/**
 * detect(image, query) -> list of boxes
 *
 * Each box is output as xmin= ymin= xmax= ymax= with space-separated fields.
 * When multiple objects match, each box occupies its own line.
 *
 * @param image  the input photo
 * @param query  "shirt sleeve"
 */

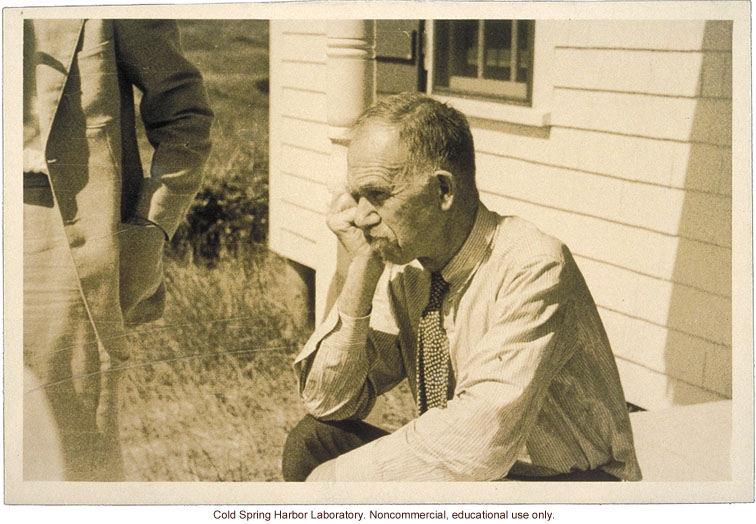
xmin=311 ymin=255 xmax=578 ymax=481
xmin=293 ymin=267 xmax=407 ymax=421
xmin=113 ymin=20 xmax=214 ymax=239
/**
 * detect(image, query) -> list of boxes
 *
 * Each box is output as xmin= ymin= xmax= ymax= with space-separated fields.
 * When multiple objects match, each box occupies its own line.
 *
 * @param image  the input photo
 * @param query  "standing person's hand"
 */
xmin=119 ymin=219 xmax=166 ymax=325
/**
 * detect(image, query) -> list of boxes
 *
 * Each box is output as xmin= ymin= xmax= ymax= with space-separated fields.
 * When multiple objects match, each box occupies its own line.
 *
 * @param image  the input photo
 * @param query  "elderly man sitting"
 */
xmin=283 ymin=92 xmax=641 ymax=482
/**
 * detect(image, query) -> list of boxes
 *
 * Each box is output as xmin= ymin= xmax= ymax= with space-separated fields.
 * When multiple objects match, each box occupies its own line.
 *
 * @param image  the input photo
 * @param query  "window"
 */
xmin=433 ymin=20 xmax=535 ymax=104
xmin=428 ymin=19 xmax=553 ymax=127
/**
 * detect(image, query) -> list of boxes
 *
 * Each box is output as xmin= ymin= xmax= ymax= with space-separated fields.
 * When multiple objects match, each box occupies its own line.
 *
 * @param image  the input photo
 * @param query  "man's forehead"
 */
xmin=348 ymin=121 xmax=405 ymax=162
xmin=346 ymin=167 xmax=400 ymax=194
xmin=346 ymin=121 xmax=409 ymax=190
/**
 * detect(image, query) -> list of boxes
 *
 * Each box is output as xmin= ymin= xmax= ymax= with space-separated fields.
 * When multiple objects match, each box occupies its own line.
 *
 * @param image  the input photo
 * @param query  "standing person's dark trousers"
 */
xmin=282 ymin=415 xmax=389 ymax=481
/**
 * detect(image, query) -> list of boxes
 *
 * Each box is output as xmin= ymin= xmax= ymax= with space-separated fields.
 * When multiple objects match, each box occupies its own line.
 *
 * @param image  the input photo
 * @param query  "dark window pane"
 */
xmin=516 ymin=21 xmax=533 ymax=83
xmin=450 ymin=20 xmax=478 ymax=78
xmin=518 ymin=20 xmax=529 ymax=49
xmin=432 ymin=19 xmax=533 ymax=104
xmin=433 ymin=20 xmax=451 ymax=88
xmin=483 ymin=20 xmax=511 ymax=81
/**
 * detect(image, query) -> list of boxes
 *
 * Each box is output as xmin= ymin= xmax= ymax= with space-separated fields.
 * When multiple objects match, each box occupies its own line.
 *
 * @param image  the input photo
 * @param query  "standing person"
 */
xmin=23 ymin=19 xmax=213 ymax=480
xmin=283 ymin=92 xmax=641 ymax=481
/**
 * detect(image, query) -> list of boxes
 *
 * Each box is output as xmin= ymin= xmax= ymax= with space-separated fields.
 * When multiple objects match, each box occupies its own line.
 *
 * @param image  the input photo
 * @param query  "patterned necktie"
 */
xmin=416 ymin=272 xmax=452 ymax=414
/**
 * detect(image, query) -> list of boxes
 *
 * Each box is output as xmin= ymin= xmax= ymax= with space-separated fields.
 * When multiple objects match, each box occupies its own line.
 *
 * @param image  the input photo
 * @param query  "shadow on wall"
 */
xmin=666 ymin=20 xmax=732 ymax=404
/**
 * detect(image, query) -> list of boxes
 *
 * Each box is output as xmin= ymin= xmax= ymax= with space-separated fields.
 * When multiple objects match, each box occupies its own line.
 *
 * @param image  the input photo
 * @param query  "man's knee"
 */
xmin=282 ymin=415 xmax=389 ymax=481
xmin=282 ymin=415 xmax=327 ymax=481
xmin=283 ymin=415 xmax=320 ymax=454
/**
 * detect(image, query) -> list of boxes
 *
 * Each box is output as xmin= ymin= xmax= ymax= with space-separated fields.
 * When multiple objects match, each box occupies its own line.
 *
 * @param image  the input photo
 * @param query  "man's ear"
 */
xmin=434 ymin=170 xmax=455 ymax=211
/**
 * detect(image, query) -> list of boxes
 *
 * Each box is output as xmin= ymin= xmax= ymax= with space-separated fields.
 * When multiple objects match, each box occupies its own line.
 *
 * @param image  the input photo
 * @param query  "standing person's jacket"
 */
xmin=27 ymin=19 xmax=214 ymax=360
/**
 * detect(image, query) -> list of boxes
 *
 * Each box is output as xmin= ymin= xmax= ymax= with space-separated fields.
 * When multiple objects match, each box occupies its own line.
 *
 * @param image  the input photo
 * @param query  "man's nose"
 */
xmin=354 ymin=197 xmax=381 ymax=229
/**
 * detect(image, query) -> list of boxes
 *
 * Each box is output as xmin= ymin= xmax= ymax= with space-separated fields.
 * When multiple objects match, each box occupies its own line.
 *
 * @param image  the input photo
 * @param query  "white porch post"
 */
xmin=316 ymin=20 xmax=376 ymax=322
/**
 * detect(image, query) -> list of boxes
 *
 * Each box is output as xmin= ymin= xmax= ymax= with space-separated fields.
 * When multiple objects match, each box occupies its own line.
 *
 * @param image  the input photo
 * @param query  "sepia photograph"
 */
xmin=3 ymin=0 xmax=752 ymax=507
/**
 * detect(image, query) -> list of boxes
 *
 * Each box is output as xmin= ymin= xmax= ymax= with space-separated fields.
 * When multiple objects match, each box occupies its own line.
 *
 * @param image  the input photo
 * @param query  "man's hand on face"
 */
xmin=327 ymin=192 xmax=378 ymax=260
xmin=328 ymin=192 xmax=387 ymax=317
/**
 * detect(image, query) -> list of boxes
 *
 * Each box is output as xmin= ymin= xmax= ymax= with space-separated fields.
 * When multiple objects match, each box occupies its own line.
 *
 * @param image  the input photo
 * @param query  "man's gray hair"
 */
xmin=353 ymin=92 xmax=476 ymax=188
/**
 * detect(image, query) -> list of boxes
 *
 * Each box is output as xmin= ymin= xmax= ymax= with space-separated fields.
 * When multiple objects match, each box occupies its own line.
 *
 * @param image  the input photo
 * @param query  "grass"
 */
xmin=121 ymin=20 xmax=301 ymax=481
xmin=119 ymin=19 xmax=415 ymax=482
xmin=120 ymin=252 xmax=311 ymax=481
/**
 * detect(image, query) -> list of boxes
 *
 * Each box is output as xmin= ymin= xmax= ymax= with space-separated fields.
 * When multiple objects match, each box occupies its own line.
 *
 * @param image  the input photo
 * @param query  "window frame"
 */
xmin=441 ymin=20 xmax=534 ymax=103
xmin=426 ymin=19 xmax=556 ymax=128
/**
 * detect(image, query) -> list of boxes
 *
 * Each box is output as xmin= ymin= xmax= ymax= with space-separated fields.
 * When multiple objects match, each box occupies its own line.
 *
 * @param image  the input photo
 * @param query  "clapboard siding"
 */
xmin=276 ymin=228 xmax=319 ymax=268
xmin=279 ymin=144 xmax=330 ymax=186
xmin=557 ymin=20 xmax=732 ymax=51
xmin=280 ymin=116 xmax=331 ymax=154
xmin=670 ymin=238 xmax=731 ymax=299
xmin=281 ymin=20 xmax=327 ymax=35
xmin=554 ymin=48 xmax=713 ymax=98
xmin=599 ymin=308 xmax=710 ymax=387
xmin=476 ymin=153 xmax=731 ymax=247
xmin=574 ymin=256 xmax=730 ymax=346
xmin=590 ymin=263 xmax=728 ymax=347
xmin=552 ymin=89 xmax=732 ymax=146
xmin=701 ymin=52 xmax=732 ymax=98
xmin=556 ymin=48 xmax=730 ymax=100
xmin=281 ymin=60 xmax=328 ymax=90
xmin=278 ymin=172 xmax=330 ymax=214
xmin=479 ymin=191 xmax=730 ymax=298
xmin=278 ymin=33 xmax=327 ymax=63
xmin=676 ymin=190 xmax=731 ymax=246
xmin=276 ymin=200 xmax=328 ymax=243
xmin=269 ymin=22 xmax=330 ymax=265
xmin=473 ymin=21 xmax=733 ymax=406
xmin=281 ymin=87 xmax=328 ymax=123
xmin=616 ymin=359 xmax=727 ymax=411
xmin=603 ymin=305 xmax=732 ymax=399
xmin=472 ymin=126 xmax=732 ymax=196
xmin=480 ymin=190 xmax=732 ymax=401
xmin=482 ymin=193 xmax=731 ymax=345
xmin=703 ymin=345 xmax=732 ymax=397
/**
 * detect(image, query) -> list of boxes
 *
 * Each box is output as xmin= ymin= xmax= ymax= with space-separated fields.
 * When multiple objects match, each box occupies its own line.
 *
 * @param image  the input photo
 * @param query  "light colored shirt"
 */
xmin=294 ymin=203 xmax=642 ymax=481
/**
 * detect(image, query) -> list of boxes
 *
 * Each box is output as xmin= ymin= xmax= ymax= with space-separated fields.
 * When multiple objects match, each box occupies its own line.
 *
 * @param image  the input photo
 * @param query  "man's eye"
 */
xmin=366 ymin=191 xmax=389 ymax=204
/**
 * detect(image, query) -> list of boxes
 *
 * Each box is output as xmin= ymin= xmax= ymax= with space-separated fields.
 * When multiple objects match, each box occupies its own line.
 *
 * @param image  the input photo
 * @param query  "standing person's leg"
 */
xmin=23 ymin=179 xmax=124 ymax=481
xmin=282 ymin=415 xmax=390 ymax=481
xmin=22 ymin=367 xmax=65 ymax=480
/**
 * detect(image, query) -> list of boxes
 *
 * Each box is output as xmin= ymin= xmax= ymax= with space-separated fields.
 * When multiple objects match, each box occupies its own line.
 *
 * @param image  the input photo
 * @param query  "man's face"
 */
xmin=346 ymin=122 xmax=440 ymax=265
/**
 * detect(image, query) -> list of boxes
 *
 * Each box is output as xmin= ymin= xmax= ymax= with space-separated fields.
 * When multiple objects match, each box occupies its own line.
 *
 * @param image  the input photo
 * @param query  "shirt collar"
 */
xmin=440 ymin=202 xmax=498 ymax=288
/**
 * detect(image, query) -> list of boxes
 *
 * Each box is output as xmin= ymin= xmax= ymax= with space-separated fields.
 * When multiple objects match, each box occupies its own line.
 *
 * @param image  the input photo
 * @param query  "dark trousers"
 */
xmin=282 ymin=415 xmax=621 ymax=482
xmin=282 ymin=415 xmax=389 ymax=481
